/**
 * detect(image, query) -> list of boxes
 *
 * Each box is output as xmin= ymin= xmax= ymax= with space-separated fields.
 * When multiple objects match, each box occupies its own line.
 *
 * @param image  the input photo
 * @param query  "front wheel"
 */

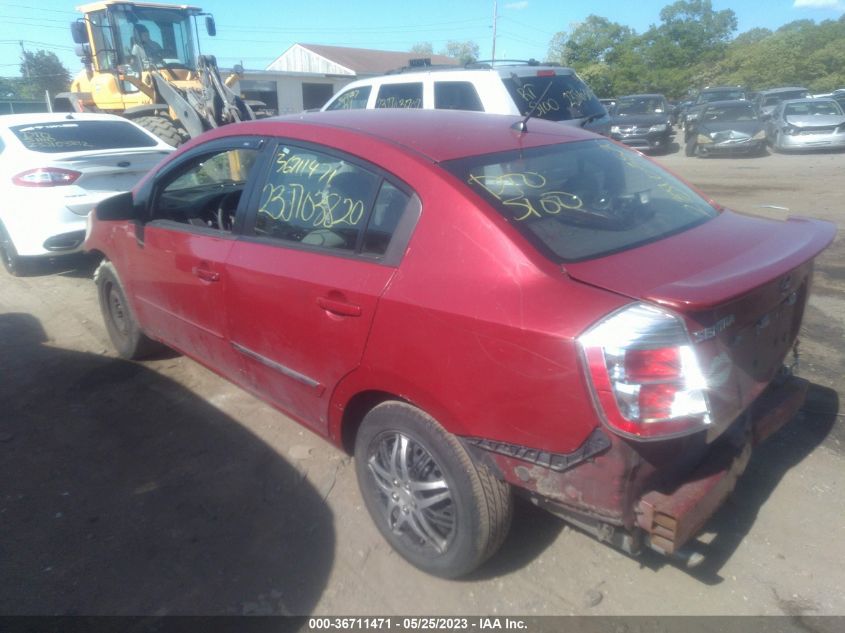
xmin=96 ymin=261 xmax=161 ymax=359
xmin=133 ymin=115 xmax=188 ymax=147
xmin=354 ymin=402 xmax=512 ymax=578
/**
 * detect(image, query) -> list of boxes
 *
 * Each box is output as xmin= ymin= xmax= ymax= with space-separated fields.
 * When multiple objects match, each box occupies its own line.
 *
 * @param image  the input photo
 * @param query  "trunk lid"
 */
xmin=566 ymin=210 xmax=836 ymax=437
xmin=50 ymin=149 xmax=171 ymax=215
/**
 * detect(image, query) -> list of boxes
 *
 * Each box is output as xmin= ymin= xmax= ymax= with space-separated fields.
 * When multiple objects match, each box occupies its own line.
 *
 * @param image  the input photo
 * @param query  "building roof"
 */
xmin=267 ymin=43 xmax=459 ymax=76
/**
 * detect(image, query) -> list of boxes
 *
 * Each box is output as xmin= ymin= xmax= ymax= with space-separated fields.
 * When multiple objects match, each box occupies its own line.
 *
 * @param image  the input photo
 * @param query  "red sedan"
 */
xmin=85 ymin=109 xmax=835 ymax=577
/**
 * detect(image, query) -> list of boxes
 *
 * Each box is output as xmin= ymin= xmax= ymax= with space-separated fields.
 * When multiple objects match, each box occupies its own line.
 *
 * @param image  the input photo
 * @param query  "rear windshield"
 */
xmin=501 ymin=74 xmax=604 ymax=122
xmin=614 ymin=97 xmax=667 ymax=115
xmin=442 ymin=139 xmax=718 ymax=262
xmin=11 ymin=120 xmax=158 ymax=153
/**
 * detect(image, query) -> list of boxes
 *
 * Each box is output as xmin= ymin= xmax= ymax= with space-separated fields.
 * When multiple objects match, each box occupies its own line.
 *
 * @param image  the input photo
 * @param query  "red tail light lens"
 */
xmin=13 ymin=168 xmax=81 ymax=187
xmin=579 ymin=303 xmax=712 ymax=440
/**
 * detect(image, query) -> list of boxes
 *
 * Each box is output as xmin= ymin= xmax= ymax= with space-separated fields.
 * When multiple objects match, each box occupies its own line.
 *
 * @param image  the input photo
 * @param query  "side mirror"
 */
xmin=205 ymin=16 xmax=216 ymax=37
xmin=95 ymin=192 xmax=141 ymax=222
xmin=70 ymin=21 xmax=88 ymax=45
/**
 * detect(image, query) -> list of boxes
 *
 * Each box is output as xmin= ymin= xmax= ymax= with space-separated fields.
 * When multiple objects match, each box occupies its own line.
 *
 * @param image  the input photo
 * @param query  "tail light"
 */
xmin=13 ymin=168 xmax=81 ymax=187
xmin=578 ymin=303 xmax=711 ymax=440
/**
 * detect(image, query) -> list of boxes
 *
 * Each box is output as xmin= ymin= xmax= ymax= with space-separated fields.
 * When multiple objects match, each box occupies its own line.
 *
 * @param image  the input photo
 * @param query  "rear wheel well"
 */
xmin=340 ymin=390 xmax=407 ymax=455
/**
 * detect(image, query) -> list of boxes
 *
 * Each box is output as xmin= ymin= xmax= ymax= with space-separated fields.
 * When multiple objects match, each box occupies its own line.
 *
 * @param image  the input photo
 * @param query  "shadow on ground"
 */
xmin=0 ymin=312 xmax=333 ymax=615
xmin=639 ymin=383 xmax=839 ymax=584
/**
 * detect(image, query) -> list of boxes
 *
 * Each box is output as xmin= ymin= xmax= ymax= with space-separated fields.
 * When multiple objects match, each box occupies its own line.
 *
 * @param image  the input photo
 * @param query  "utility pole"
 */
xmin=491 ymin=0 xmax=498 ymax=62
xmin=19 ymin=41 xmax=29 ymax=79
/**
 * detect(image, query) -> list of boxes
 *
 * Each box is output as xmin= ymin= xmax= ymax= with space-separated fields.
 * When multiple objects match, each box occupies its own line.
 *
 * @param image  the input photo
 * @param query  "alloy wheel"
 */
xmin=366 ymin=431 xmax=456 ymax=556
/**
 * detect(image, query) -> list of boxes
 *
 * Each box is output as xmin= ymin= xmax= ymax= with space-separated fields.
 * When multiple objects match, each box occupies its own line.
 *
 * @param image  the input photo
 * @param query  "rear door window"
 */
xmin=375 ymin=83 xmax=423 ymax=109
xmin=434 ymin=81 xmax=484 ymax=111
xmin=11 ymin=120 xmax=159 ymax=153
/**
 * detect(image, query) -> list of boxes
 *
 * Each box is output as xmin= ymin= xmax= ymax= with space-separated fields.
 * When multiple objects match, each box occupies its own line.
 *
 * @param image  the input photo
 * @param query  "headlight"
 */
xmin=697 ymin=134 xmax=713 ymax=144
xmin=752 ymin=130 xmax=766 ymax=140
xmin=649 ymin=124 xmax=667 ymax=132
xmin=611 ymin=125 xmax=621 ymax=134
xmin=784 ymin=125 xmax=799 ymax=136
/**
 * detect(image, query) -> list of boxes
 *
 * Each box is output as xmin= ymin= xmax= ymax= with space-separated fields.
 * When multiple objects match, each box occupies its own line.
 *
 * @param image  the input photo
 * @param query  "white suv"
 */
xmin=322 ymin=60 xmax=610 ymax=135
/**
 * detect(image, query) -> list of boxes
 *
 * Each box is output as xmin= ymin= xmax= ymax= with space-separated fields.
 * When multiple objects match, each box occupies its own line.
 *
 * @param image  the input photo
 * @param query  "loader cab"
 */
xmin=74 ymin=2 xmax=213 ymax=74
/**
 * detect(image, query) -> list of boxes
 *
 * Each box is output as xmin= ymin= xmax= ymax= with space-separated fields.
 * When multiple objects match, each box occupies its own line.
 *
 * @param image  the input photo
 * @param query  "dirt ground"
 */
xmin=1 ymin=142 xmax=843 ymax=616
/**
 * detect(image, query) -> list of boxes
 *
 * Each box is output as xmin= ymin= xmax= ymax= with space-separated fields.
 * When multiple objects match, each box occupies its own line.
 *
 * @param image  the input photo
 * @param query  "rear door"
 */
xmin=226 ymin=140 xmax=417 ymax=432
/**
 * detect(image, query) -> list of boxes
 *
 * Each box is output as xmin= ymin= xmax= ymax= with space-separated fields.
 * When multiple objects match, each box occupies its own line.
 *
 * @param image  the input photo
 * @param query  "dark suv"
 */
xmin=682 ymin=86 xmax=749 ymax=135
xmin=609 ymin=93 xmax=674 ymax=152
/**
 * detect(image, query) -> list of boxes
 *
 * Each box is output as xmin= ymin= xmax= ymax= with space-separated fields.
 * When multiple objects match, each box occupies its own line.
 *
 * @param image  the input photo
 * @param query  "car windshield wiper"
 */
xmin=579 ymin=111 xmax=606 ymax=128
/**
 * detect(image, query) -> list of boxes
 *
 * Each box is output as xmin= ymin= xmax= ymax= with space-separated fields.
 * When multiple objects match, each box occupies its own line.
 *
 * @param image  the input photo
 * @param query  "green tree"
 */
xmin=547 ymin=16 xmax=634 ymax=66
xmin=18 ymin=50 xmax=71 ymax=100
xmin=410 ymin=42 xmax=434 ymax=56
xmin=441 ymin=41 xmax=479 ymax=65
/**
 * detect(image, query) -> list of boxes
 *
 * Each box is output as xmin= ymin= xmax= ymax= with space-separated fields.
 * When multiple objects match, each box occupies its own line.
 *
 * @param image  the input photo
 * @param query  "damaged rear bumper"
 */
xmin=635 ymin=374 xmax=808 ymax=556
xmin=467 ymin=374 xmax=809 ymax=562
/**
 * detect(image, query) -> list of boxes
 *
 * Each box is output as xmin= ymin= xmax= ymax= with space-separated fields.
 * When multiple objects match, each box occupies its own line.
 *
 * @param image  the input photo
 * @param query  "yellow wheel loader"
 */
xmin=57 ymin=1 xmax=260 ymax=146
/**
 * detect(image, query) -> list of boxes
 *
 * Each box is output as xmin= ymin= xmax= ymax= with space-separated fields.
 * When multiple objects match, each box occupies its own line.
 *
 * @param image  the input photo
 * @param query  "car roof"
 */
xmin=617 ymin=94 xmax=666 ymax=99
xmin=700 ymin=86 xmax=745 ymax=92
xmin=757 ymin=87 xmax=808 ymax=95
xmin=781 ymin=97 xmax=839 ymax=106
xmin=702 ymin=99 xmax=755 ymax=109
xmin=197 ymin=109 xmax=597 ymax=163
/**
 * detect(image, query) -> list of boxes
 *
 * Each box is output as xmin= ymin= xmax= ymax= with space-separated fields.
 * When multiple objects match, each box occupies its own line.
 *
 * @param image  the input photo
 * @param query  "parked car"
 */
xmin=682 ymin=86 xmax=748 ymax=131
xmin=685 ymin=100 xmax=767 ymax=157
xmin=321 ymin=60 xmax=611 ymax=135
xmin=755 ymin=87 xmax=810 ymax=119
xmin=766 ymin=98 xmax=845 ymax=152
xmin=85 ymin=109 xmax=834 ymax=577
xmin=0 ymin=112 xmax=174 ymax=276
xmin=609 ymin=93 xmax=673 ymax=153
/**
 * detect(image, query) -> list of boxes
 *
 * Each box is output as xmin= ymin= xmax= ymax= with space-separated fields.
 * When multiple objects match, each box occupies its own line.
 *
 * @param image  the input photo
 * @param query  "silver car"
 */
xmin=766 ymin=98 xmax=845 ymax=152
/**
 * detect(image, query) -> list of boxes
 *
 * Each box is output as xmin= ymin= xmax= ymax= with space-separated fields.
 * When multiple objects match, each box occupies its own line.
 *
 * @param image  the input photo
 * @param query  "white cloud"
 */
xmin=505 ymin=1 xmax=529 ymax=9
xmin=793 ymin=0 xmax=840 ymax=8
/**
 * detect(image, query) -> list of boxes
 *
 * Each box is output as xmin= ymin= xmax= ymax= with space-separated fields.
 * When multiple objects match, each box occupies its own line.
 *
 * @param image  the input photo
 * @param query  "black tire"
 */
xmin=0 ymin=223 xmax=31 ymax=277
xmin=133 ymin=115 xmax=188 ymax=147
xmin=96 ymin=261 xmax=160 ymax=359
xmin=354 ymin=401 xmax=512 ymax=578
xmin=684 ymin=139 xmax=698 ymax=157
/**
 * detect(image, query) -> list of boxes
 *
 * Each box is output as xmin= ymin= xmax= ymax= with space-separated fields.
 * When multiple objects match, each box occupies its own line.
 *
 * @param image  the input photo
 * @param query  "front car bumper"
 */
xmin=779 ymin=131 xmax=845 ymax=151
xmin=611 ymin=129 xmax=673 ymax=152
xmin=698 ymin=138 xmax=765 ymax=155
xmin=466 ymin=372 xmax=809 ymax=562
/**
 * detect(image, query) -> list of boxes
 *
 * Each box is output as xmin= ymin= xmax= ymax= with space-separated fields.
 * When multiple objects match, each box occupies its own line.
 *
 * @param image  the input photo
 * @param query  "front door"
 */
xmin=128 ymin=139 xmax=264 ymax=370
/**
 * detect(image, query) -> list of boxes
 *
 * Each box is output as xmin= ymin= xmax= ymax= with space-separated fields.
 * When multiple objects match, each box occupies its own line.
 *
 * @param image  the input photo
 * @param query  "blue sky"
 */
xmin=1 ymin=0 xmax=843 ymax=77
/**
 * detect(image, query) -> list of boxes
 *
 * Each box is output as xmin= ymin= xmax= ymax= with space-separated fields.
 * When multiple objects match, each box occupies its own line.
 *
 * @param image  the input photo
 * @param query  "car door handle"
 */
xmin=192 ymin=265 xmax=220 ymax=282
xmin=317 ymin=296 xmax=362 ymax=317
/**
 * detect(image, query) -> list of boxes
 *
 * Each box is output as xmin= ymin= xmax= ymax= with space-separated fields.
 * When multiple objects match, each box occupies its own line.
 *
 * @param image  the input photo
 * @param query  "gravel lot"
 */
xmin=1 ymin=141 xmax=843 ymax=616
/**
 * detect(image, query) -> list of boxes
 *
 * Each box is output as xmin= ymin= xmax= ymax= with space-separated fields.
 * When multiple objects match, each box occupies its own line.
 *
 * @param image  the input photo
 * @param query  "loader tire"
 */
xmin=134 ymin=115 xmax=187 ymax=147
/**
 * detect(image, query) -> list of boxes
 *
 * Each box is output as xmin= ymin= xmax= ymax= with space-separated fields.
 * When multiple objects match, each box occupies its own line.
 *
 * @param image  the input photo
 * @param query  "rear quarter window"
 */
xmin=10 ymin=120 xmax=158 ymax=153
xmin=434 ymin=81 xmax=484 ymax=111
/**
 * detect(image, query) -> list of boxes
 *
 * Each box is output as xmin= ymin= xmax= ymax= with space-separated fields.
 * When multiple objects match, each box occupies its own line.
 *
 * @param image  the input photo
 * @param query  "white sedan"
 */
xmin=0 ymin=112 xmax=173 ymax=275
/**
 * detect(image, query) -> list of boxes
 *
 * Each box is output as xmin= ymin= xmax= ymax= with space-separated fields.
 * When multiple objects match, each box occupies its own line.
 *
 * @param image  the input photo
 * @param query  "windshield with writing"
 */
xmin=442 ymin=140 xmax=717 ymax=262
xmin=501 ymin=75 xmax=604 ymax=122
